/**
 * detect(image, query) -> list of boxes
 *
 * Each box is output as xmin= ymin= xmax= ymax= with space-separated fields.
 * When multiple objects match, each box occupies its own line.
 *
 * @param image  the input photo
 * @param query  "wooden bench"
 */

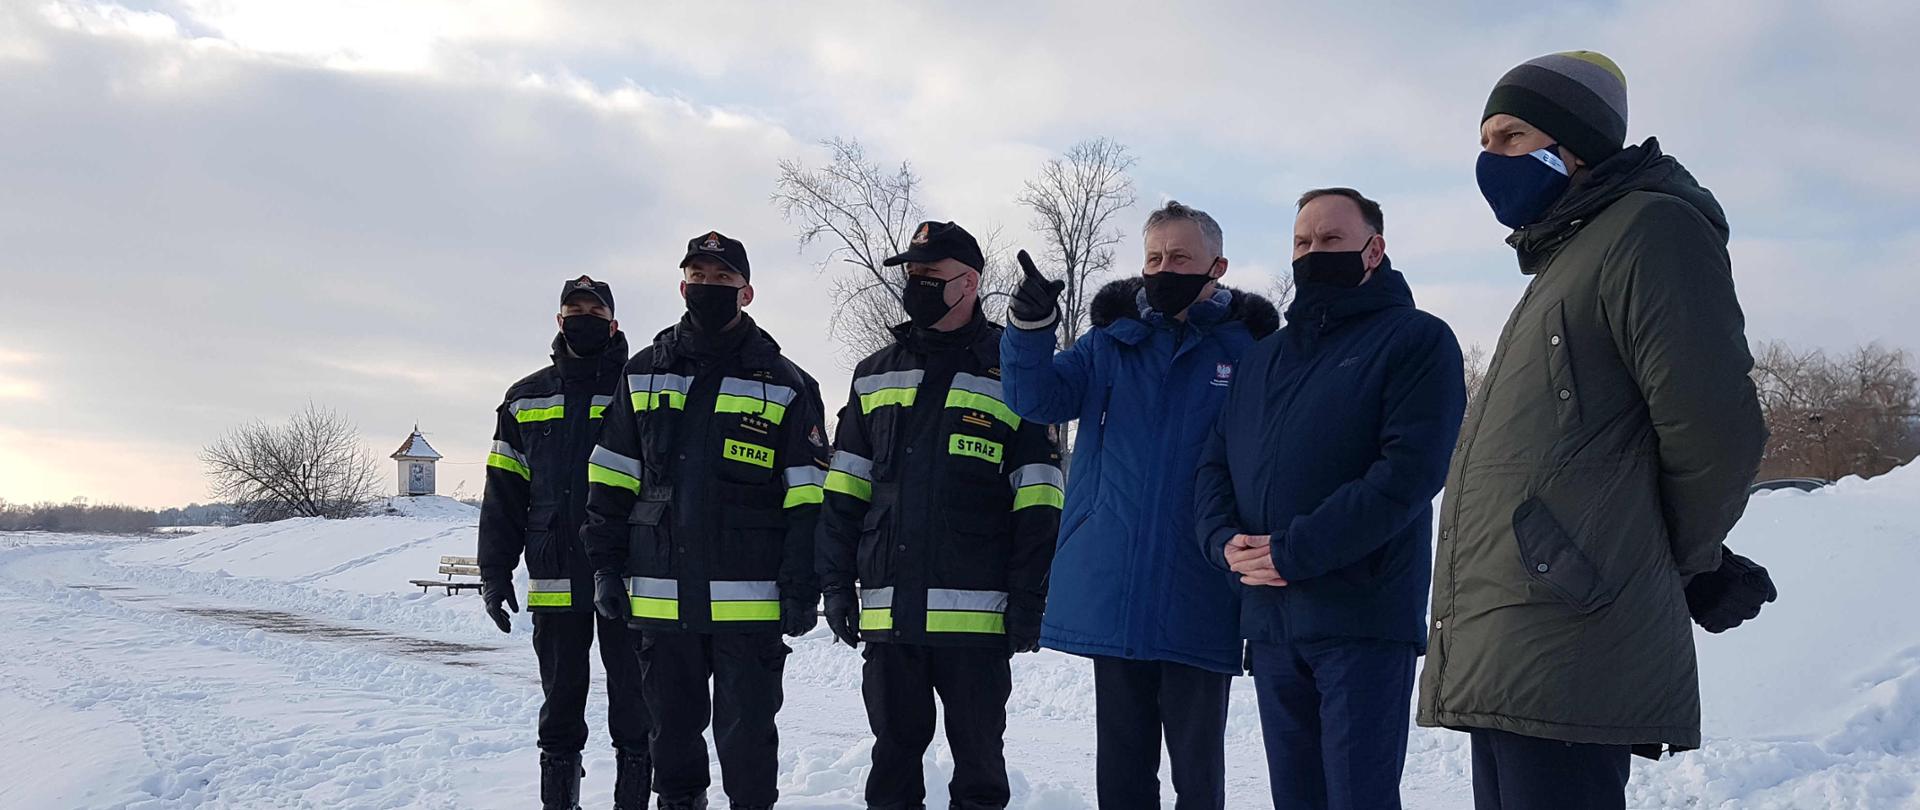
xmin=409 ymin=555 xmax=485 ymax=595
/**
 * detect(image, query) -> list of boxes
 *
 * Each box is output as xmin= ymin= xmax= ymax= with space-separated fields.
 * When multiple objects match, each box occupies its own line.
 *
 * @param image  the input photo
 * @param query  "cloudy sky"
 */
xmin=2 ymin=0 xmax=1915 ymax=509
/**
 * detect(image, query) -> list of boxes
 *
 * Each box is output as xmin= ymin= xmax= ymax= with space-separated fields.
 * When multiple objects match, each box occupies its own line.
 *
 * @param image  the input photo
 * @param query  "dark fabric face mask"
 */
xmin=561 ymin=314 xmax=614 ymax=355
xmin=901 ymin=275 xmax=955 ymax=329
xmin=1143 ymin=265 xmax=1215 ymax=315
xmin=1291 ymin=237 xmax=1374 ymax=289
xmin=1476 ymin=145 xmax=1573 ymax=229
xmin=684 ymin=283 xmax=741 ymax=331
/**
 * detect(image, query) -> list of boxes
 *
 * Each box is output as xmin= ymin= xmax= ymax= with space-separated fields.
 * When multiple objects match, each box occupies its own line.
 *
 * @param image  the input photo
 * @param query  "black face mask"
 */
xmin=684 ymin=283 xmax=740 ymax=331
xmin=901 ymin=275 xmax=956 ymax=329
xmin=1291 ymin=237 xmax=1374 ymax=289
xmin=561 ymin=314 xmax=614 ymax=355
xmin=1143 ymin=264 xmax=1216 ymax=315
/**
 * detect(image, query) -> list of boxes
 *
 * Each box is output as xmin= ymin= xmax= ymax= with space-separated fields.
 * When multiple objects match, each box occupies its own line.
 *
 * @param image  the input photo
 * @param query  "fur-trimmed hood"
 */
xmin=1087 ymin=277 xmax=1280 ymax=339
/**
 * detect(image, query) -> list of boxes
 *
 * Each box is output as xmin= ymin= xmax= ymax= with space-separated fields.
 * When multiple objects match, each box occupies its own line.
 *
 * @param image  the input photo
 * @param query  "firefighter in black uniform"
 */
xmin=479 ymin=276 xmax=651 ymax=810
xmin=817 ymin=221 xmax=1064 ymax=810
xmin=581 ymin=231 xmax=829 ymax=810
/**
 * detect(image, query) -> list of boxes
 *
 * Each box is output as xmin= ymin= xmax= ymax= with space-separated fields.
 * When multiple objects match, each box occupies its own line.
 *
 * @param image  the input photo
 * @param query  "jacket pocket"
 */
xmin=1544 ymin=301 xmax=1581 ymax=430
xmin=525 ymin=503 xmax=562 ymax=575
xmin=856 ymin=503 xmax=894 ymax=586
xmin=936 ymin=507 xmax=1011 ymax=588
xmin=1512 ymin=496 xmax=1613 ymax=613
xmin=627 ymin=501 xmax=671 ymax=576
xmin=723 ymin=506 xmax=787 ymax=580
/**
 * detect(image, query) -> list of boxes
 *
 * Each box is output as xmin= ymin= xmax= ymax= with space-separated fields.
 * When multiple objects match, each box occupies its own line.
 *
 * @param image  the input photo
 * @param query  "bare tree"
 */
xmin=1751 ymin=341 xmax=1920 ymax=480
xmin=1265 ymin=273 xmax=1296 ymax=323
xmin=772 ymin=138 xmax=923 ymax=362
xmin=201 ymin=403 xmax=381 ymax=522
xmin=1017 ymin=137 xmax=1137 ymax=349
xmin=1461 ymin=343 xmax=1491 ymax=428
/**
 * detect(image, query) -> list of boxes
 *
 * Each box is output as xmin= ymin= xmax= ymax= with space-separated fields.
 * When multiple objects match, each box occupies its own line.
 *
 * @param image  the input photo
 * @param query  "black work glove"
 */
xmin=593 ymin=569 xmax=629 ymax=622
xmin=822 ymin=589 xmax=860 ymax=648
xmin=781 ymin=594 xmax=819 ymax=638
xmin=1685 ymin=546 xmax=1777 ymax=633
xmin=1008 ymin=250 xmax=1066 ymax=331
xmin=1006 ymin=604 xmax=1042 ymax=655
xmin=480 ymin=578 xmax=517 ymax=633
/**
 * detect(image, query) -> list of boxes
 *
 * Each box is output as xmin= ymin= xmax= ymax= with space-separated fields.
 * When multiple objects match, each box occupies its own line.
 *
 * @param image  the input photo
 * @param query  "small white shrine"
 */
xmin=390 ymin=426 xmax=442 ymax=496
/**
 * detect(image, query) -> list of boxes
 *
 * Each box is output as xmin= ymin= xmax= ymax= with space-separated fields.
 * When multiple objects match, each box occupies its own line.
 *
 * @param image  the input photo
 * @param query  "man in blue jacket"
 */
xmin=1195 ymin=188 xmax=1465 ymax=810
xmin=1002 ymin=201 xmax=1278 ymax=809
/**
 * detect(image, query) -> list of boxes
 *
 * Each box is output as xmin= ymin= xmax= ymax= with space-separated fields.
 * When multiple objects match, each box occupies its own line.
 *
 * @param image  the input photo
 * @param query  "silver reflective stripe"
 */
xmin=629 ymin=373 xmax=694 ymax=394
xmin=854 ymin=369 xmax=924 ymax=394
xmin=926 ymin=588 xmax=1008 ymax=613
xmin=628 ymin=577 xmax=678 ymax=598
xmin=710 ymin=580 xmax=781 ymax=601
xmin=529 ymin=579 xmax=571 ymax=592
xmin=784 ymin=466 xmax=827 ymax=487
xmin=860 ymin=587 xmax=895 ymax=608
xmin=490 ymin=440 xmax=528 ymax=465
xmin=949 ymin=372 xmax=1005 ymax=400
xmin=830 ymin=451 xmax=874 ymax=480
xmin=509 ymin=394 xmax=565 ymax=415
xmin=589 ymin=446 xmax=643 ymax=478
xmin=719 ymin=377 xmax=798 ymax=406
xmin=590 ymin=394 xmax=614 ymax=408
xmin=1009 ymin=463 xmax=1064 ymax=489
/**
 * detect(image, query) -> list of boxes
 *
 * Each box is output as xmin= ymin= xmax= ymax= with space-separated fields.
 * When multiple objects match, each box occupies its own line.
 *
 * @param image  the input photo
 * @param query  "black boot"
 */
xmin=540 ymin=751 xmax=583 ymax=810
xmin=655 ymin=795 xmax=708 ymax=810
xmin=613 ymin=747 xmax=651 ymax=810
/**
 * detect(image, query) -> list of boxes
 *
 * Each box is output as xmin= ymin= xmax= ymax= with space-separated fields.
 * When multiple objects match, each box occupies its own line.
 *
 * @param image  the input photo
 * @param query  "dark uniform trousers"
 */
xmin=1470 ymin=728 xmax=1632 ymax=810
xmin=862 ymin=643 xmax=1014 ymax=810
xmin=532 ymin=610 xmax=650 ymax=756
xmin=1091 ymin=656 xmax=1232 ymax=810
xmin=639 ymin=630 xmax=790 ymax=809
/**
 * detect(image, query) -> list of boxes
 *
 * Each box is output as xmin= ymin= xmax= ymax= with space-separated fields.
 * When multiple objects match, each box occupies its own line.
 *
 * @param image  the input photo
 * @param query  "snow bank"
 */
xmin=26 ymin=463 xmax=1920 ymax=808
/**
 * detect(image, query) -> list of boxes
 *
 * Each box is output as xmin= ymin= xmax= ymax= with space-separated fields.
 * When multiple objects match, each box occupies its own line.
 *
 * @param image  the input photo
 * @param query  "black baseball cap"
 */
xmin=560 ymin=275 xmax=615 ymax=315
xmin=679 ymin=230 xmax=751 ymax=281
xmin=883 ymin=221 xmax=985 ymax=272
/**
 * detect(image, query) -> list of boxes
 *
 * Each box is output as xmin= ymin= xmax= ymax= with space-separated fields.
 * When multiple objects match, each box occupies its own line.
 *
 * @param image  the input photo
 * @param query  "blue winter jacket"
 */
xmin=1002 ymin=278 xmax=1279 ymax=674
xmin=1195 ymin=262 xmax=1465 ymax=652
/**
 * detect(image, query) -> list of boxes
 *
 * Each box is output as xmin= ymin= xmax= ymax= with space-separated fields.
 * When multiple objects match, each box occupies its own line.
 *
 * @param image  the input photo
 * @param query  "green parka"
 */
xmin=1417 ymin=139 xmax=1767 ymax=753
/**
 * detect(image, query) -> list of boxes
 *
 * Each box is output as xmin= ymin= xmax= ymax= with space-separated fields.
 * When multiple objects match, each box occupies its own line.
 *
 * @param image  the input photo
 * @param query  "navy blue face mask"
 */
xmin=1475 ymin=145 xmax=1572 ymax=229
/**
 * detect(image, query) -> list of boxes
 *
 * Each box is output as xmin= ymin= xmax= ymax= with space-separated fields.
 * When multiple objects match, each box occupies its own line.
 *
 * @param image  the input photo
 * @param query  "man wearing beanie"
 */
xmin=580 ymin=232 xmax=830 ymax=810
xmin=1417 ymin=51 xmax=1774 ymax=810
xmin=479 ymin=276 xmax=649 ymax=810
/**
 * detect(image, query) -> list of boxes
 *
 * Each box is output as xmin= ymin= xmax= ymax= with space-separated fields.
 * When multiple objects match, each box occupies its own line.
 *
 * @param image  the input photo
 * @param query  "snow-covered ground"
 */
xmin=1 ymin=478 xmax=1916 ymax=809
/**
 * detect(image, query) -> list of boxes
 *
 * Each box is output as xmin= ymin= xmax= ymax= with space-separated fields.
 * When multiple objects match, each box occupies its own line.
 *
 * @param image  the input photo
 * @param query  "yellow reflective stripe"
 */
xmin=589 ymin=405 xmax=607 ymax=419
xmin=711 ymin=601 xmax=781 ymax=621
xmin=859 ymin=387 xmax=917 ymax=413
xmin=514 ymin=405 xmax=565 ymax=423
xmin=783 ymin=485 xmax=824 ymax=508
xmin=944 ymin=389 xmax=1022 ymax=430
xmin=587 ymin=463 xmax=641 ymax=494
xmin=527 ymin=591 xmax=572 ymax=608
xmin=713 ymin=394 xmax=788 ymax=425
xmin=860 ymin=607 xmax=894 ymax=631
xmin=487 ymin=452 xmax=531 ymax=480
xmin=722 ymin=438 xmax=775 ymax=469
xmin=926 ymin=611 xmax=1006 ymax=634
xmin=631 ymin=596 xmax=679 ymax=620
xmin=824 ymin=470 xmax=872 ymax=501
xmin=1013 ymin=484 xmax=1064 ymax=511
xmin=631 ymin=390 xmax=687 ymax=412
xmin=949 ymin=434 xmax=1004 ymax=464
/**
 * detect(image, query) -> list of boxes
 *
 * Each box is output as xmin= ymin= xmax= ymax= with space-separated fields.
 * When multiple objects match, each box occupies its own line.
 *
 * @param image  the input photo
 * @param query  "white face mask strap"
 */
xmin=1530 ymin=147 xmax=1571 ymax=176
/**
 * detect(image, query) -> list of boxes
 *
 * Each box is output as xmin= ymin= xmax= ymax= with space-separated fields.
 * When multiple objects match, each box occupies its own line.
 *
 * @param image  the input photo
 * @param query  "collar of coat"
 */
xmin=1284 ymin=258 xmax=1417 ymax=330
xmin=1088 ymin=277 xmax=1279 ymax=346
xmin=647 ymin=313 xmax=784 ymax=371
xmin=1507 ymin=137 xmax=1731 ymax=275
xmin=549 ymin=330 xmax=630 ymax=382
xmin=887 ymin=305 xmax=1001 ymax=368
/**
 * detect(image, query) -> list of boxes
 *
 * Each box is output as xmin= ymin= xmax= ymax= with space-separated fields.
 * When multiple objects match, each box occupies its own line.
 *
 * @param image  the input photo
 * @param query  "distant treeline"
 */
xmin=0 ymin=501 xmax=239 ymax=533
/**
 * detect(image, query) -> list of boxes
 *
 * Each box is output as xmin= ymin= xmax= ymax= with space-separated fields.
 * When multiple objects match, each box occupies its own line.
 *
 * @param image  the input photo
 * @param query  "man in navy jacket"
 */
xmin=1196 ymin=188 xmax=1465 ymax=810
xmin=1003 ymin=201 xmax=1278 ymax=809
